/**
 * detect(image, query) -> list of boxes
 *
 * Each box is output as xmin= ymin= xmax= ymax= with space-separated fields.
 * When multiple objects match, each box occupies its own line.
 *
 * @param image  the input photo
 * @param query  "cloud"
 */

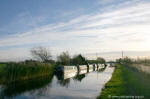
xmin=0 ymin=0 xmax=150 ymax=61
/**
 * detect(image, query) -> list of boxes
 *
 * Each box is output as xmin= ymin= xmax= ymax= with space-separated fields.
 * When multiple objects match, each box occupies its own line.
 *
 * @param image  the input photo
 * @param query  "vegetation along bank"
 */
xmin=97 ymin=58 xmax=150 ymax=99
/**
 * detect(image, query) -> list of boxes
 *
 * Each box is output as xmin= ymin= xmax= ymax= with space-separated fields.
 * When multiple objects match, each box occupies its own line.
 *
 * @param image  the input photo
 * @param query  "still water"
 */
xmin=0 ymin=67 xmax=115 ymax=99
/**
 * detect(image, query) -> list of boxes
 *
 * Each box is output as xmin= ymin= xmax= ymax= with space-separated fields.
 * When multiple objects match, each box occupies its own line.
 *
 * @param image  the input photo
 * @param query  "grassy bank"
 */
xmin=0 ymin=62 xmax=55 ymax=84
xmin=97 ymin=64 xmax=150 ymax=99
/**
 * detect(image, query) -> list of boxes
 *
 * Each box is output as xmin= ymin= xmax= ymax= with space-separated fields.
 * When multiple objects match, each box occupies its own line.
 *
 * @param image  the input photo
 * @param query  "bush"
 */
xmin=71 ymin=54 xmax=87 ymax=65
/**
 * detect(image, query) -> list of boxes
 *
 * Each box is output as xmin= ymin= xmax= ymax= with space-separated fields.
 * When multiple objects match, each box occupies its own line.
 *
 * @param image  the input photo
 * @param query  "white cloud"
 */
xmin=0 ymin=0 xmax=150 ymax=61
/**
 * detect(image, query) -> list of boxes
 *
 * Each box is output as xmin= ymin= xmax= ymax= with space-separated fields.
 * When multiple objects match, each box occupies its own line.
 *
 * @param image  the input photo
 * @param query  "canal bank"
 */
xmin=98 ymin=64 xmax=150 ymax=99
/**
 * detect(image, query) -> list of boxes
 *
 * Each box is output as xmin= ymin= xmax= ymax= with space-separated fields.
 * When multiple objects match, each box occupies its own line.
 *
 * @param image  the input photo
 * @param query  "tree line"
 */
xmin=116 ymin=56 xmax=150 ymax=65
xmin=30 ymin=46 xmax=106 ymax=66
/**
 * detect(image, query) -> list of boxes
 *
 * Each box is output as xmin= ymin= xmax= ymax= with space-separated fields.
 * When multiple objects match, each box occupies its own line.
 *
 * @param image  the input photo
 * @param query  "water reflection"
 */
xmin=55 ymin=74 xmax=71 ymax=87
xmin=0 ymin=65 xmax=113 ymax=99
xmin=0 ymin=75 xmax=53 ymax=99
xmin=73 ymin=74 xmax=86 ymax=82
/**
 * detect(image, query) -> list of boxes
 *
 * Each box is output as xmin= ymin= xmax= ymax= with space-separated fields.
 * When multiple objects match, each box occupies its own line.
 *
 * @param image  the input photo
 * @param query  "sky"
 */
xmin=0 ymin=0 xmax=150 ymax=61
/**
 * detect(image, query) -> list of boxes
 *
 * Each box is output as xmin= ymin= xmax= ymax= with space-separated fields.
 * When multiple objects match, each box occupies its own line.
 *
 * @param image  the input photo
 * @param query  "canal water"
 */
xmin=0 ymin=67 xmax=115 ymax=99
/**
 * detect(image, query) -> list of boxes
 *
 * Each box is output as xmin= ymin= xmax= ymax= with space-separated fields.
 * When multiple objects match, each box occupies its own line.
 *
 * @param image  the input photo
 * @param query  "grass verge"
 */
xmin=97 ymin=64 xmax=150 ymax=99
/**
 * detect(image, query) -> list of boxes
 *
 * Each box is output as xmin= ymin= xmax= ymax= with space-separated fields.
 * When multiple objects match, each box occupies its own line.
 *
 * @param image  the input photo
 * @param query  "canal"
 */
xmin=0 ymin=66 xmax=115 ymax=99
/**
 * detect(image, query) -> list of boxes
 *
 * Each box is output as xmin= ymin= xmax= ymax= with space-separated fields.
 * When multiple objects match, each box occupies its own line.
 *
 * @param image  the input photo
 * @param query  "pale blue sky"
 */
xmin=0 ymin=0 xmax=150 ymax=61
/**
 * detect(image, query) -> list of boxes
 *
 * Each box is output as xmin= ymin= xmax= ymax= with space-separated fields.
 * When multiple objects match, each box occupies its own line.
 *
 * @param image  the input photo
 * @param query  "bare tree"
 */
xmin=30 ymin=47 xmax=52 ymax=62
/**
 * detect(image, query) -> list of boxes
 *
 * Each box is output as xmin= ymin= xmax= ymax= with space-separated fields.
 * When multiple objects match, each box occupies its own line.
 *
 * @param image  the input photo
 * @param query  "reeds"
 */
xmin=0 ymin=62 xmax=55 ymax=84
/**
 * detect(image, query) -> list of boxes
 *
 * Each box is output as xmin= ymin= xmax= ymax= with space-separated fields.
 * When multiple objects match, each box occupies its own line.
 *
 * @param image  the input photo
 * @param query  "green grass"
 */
xmin=97 ymin=64 xmax=150 ymax=99
xmin=0 ymin=62 xmax=55 ymax=84
xmin=0 ymin=64 xmax=6 ymax=81
xmin=0 ymin=64 xmax=6 ymax=73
